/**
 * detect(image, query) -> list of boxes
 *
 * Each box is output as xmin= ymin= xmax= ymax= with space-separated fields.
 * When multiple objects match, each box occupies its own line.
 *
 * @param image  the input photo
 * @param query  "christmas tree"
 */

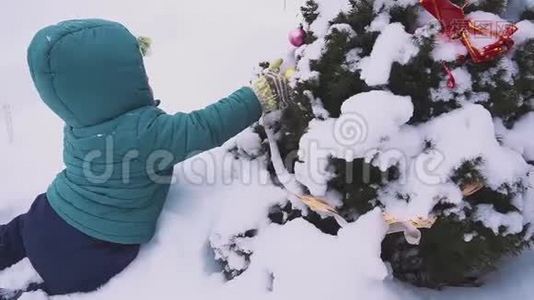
xmin=210 ymin=0 xmax=534 ymax=289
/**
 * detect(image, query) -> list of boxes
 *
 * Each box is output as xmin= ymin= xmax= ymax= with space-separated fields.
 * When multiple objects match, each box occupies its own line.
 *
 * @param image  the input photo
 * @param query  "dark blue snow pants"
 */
xmin=0 ymin=194 xmax=140 ymax=295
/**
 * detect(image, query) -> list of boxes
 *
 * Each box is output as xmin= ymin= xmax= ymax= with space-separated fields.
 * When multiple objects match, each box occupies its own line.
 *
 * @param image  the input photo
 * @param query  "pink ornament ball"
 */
xmin=289 ymin=27 xmax=306 ymax=47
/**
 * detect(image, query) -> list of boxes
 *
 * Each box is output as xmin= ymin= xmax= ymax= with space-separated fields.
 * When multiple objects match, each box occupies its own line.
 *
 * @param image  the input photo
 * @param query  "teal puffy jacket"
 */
xmin=27 ymin=19 xmax=262 ymax=244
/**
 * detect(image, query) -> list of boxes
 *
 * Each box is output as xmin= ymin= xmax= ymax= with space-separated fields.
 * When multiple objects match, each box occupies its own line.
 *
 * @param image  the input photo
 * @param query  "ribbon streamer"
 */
xmin=442 ymin=62 xmax=456 ymax=89
xmin=383 ymin=213 xmax=437 ymax=245
xmin=462 ymin=181 xmax=484 ymax=197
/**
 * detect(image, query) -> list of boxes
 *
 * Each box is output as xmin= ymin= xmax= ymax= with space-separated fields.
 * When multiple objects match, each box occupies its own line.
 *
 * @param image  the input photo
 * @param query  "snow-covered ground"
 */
xmin=2 ymin=0 xmax=534 ymax=299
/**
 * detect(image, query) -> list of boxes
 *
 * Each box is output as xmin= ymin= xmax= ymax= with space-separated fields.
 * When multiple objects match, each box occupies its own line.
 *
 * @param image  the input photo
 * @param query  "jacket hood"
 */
xmin=28 ymin=19 xmax=154 ymax=128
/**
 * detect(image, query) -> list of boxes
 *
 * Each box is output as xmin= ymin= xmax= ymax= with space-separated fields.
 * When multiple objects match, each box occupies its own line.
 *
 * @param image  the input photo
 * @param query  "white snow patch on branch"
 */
xmin=295 ymin=90 xmax=414 ymax=196
xmin=380 ymin=104 xmax=529 ymax=218
xmin=496 ymin=113 xmax=534 ymax=161
xmin=295 ymin=0 xmax=352 ymax=82
xmin=432 ymin=36 xmax=468 ymax=62
xmin=430 ymin=67 xmax=473 ymax=102
xmin=359 ymin=23 xmax=419 ymax=86
xmin=296 ymin=90 xmax=529 ymax=220
xmin=474 ymin=204 xmax=524 ymax=235
xmin=369 ymin=12 xmax=392 ymax=32
xmin=373 ymin=0 xmax=418 ymax=12
xmin=513 ymin=20 xmax=534 ymax=45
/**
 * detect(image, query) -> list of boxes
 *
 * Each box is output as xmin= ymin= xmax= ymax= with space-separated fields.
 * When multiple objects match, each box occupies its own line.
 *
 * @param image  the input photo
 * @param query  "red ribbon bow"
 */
xmin=420 ymin=0 xmax=517 ymax=63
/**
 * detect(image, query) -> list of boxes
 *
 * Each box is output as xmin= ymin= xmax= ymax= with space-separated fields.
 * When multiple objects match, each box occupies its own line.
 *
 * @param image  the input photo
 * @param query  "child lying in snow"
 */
xmin=0 ymin=19 xmax=290 ymax=296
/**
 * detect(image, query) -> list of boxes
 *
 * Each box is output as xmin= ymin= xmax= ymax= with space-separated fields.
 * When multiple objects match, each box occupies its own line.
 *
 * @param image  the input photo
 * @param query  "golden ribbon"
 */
xmin=295 ymin=181 xmax=484 ymax=245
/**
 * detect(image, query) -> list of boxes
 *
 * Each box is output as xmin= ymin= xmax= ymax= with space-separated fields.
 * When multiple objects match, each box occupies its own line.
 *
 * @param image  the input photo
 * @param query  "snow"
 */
xmin=369 ymin=12 xmax=392 ymax=32
xmin=234 ymin=209 xmax=397 ymax=300
xmin=496 ymin=113 xmax=534 ymax=161
xmin=373 ymin=0 xmax=418 ymax=12
xmin=432 ymin=36 xmax=468 ymax=62
xmin=359 ymin=23 xmax=419 ymax=86
xmin=491 ymin=58 xmax=518 ymax=85
xmin=305 ymin=0 xmax=352 ymax=35
xmin=307 ymin=92 xmax=330 ymax=119
xmin=431 ymin=67 xmax=474 ymax=102
xmin=328 ymin=23 xmax=356 ymax=37
xmin=19 ymin=291 xmax=49 ymax=300
xmin=513 ymin=20 xmax=534 ymax=45
xmin=464 ymin=232 xmax=477 ymax=242
xmin=295 ymin=0 xmax=352 ymax=82
xmin=524 ymin=171 xmax=534 ymax=239
xmin=234 ymin=128 xmax=263 ymax=158
xmin=3 ymin=1 xmax=534 ymax=300
xmin=295 ymin=90 xmax=414 ymax=196
xmin=296 ymin=94 xmax=529 ymax=220
xmin=0 ymin=260 xmax=42 ymax=291
xmin=474 ymin=205 xmax=525 ymax=235
xmin=383 ymin=104 xmax=529 ymax=218
xmin=343 ymin=48 xmax=363 ymax=73
xmin=452 ymin=67 xmax=474 ymax=93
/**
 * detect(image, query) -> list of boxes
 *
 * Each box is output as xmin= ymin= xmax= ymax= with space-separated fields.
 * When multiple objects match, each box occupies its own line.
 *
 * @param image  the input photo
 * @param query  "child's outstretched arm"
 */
xmin=144 ymin=87 xmax=262 ymax=164
xmin=142 ymin=60 xmax=291 ymax=166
